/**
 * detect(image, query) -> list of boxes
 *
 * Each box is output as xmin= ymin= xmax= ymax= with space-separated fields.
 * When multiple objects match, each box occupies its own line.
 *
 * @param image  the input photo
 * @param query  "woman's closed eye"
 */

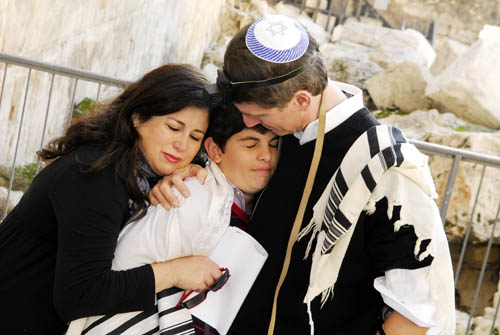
xmin=168 ymin=125 xmax=180 ymax=132
xmin=190 ymin=135 xmax=202 ymax=142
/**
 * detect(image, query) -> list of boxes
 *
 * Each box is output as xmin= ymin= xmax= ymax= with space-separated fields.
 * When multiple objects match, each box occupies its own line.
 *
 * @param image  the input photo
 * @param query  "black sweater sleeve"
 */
xmin=49 ymin=157 xmax=155 ymax=321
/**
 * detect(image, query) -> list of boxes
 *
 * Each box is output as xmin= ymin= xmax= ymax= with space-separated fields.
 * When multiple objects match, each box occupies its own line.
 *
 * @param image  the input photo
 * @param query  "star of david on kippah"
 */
xmin=266 ymin=21 xmax=288 ymax=36
xmin=246 ymin=15 xmax=309 ymax=63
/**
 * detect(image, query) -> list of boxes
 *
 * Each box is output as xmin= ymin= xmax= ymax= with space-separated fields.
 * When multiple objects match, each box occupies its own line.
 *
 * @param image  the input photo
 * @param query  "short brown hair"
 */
xmin=224 ymin=22 xmax=328 ymax=108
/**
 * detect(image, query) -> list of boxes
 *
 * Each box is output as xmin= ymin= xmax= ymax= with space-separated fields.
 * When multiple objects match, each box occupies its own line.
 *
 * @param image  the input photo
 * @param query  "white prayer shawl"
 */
xmin=67 ymin=163 xmax=234 ymax=335
xmin=299 ymin=125 xmax=455 ymax=335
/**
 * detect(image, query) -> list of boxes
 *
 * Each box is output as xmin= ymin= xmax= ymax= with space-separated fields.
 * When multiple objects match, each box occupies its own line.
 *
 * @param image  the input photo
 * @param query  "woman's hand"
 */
xmin=149 ymin=164 xmax=208 ymax=210
xmin=151 ymin=256 xmax=222 ymax=292
xmin=380 ymin=311 xmax=429 ymax=335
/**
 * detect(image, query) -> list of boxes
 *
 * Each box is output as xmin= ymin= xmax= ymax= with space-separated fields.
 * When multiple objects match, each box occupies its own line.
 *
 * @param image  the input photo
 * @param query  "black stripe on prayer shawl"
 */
xmin=144 ymin=326 xmax=161 ymax=335
xmin=394 ymin=144 xmax=405 ymax=167
xmin=160 ymin=320 xmax=195 ymax=335
xmin=329 ymin=185 xmax=341 ymax=209
xmin=328 ymin=184 xmax=342 ymax=208
xmin=106 ymin=310 xmax=157 ymax=335
xmin=367 ymin=126 xmax=380 ymax=158
xmin=382 ymin=146 xmax=396 ymax=168
xmin=325 ymin=199 xmax=335 ymax=222
xmin=391 ymin=126 xmax=406 ymax=144
xmin=323 ymin=210 xmax=351 ymax=253
xmin=335 ymin=170 xmax=348 ymax=195
xmin=159 ymin=305 xmax=184 ymax=318
xmin=324 ymin=217 xmax=345 ymax=241
xmin=158 ymin=287 xmax=183 ymax=299
xmin=82 ymin=314 xmax=115 ymax=334
xmin=320 ymin=125 xmax=412 ymax=255
xmin=361 ymin=166 xmax=376 ymax=192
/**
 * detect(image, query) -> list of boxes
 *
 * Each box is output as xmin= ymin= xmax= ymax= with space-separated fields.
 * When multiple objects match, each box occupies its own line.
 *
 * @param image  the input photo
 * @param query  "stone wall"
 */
xmin=377 ymin=0 xmax=500 ymax=45
xmin=0 ymin=0 xmax=224 ymax=165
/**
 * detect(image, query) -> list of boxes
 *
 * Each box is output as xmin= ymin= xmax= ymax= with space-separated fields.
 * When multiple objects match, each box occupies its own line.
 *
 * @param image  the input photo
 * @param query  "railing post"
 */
xmin=454 ymin=165 xmax=487 ymax=285
xmin=2 ymin=68 xmax=32 ymax=221
xmin=0 ymin=63 xmax=8 ymax=113
xmin=439 ymin=155 xmax=461 ymax=225
xmin=65 ymin=78 xmax=79 ymax=130
xmin=35 ymin=73 xmax=56 ymax=176
xmin=465 ymin=202 xmax=500 ymax=335
xmin=355 ymin=0 xmax=363 ymax=20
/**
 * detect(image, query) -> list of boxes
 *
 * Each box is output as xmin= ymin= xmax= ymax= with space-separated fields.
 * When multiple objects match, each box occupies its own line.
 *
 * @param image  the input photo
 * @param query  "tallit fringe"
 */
xmin=320 ymin=286 xmax=335 ymax=308
xmin=307 ymin=301 xmax=315 ymax=335
xmin=364 ymin=198 xmax=377 ymax=215
xmin=299 ymin=217 xmax=320 ymax=260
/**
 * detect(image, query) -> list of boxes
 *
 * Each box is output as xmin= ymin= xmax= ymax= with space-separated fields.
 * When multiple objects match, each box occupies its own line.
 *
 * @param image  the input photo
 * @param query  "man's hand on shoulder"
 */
xmin=149 ymin=164 xmax=208 ymax=210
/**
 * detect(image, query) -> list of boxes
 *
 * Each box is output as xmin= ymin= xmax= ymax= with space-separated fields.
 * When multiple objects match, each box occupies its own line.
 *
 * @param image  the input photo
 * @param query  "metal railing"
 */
xmin=1 ymin=52 xmax=500 ymax=333
xmin=0 ymin=52 xmax=130 ymax=220
xmin=410 ymin=139 xmax=500 ymax=335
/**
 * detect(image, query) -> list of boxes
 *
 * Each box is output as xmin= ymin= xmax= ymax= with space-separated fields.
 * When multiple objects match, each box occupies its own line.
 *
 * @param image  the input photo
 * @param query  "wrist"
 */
xmin=151 ymin=261 xmax=177 ymax=293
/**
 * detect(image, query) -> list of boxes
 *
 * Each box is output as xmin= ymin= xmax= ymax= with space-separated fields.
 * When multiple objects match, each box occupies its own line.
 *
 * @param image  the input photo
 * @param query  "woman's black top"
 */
xmin=0 ymin=144 xmax=155 ymax=334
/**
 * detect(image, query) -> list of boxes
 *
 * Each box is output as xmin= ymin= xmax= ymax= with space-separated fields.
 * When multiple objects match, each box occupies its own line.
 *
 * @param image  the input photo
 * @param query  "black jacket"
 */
xmin=0 ymin=145 xmax=155 ymax=334
xmin=230 ymin=109 xmax=432 ymax=335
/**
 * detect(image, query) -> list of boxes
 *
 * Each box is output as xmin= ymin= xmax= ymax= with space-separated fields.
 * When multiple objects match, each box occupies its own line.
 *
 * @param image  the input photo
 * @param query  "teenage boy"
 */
xmin=69 ymin=106 xmax=279 ymax=335
xmin=221 ymin=15 xmax=455 ymax=335
xmin=152 ymin=14 xmax=455 ymax=335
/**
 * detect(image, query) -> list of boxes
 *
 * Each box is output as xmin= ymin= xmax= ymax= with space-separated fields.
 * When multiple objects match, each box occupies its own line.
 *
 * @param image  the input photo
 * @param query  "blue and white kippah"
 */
xmin=246 ymin=15 xmax=309 ymax=63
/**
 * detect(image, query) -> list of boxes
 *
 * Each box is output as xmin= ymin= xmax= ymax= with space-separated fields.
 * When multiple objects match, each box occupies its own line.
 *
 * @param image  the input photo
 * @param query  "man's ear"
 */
xmin=291 ymin=90 xmax=312 ymax=111
xmin=204 ymin=137 xmax=223 ymax=163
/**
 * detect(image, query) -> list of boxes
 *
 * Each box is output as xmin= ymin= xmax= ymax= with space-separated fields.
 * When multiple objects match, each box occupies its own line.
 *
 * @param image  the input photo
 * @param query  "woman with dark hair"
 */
xmin=0 ymin=64 xmax=222 ymax=334
xmin=65 ymin=105 xmax=278 ymax=335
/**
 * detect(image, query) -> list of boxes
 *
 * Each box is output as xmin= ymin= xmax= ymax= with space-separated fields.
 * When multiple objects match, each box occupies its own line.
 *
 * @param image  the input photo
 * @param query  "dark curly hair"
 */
xmin=38 ymin=64 xmax=209 ymax=221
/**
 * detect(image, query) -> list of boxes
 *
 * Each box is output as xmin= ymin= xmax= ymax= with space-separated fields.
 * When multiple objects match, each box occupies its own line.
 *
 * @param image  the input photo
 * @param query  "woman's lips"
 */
xmin=163 ymin=152 xmax=181 ymax=163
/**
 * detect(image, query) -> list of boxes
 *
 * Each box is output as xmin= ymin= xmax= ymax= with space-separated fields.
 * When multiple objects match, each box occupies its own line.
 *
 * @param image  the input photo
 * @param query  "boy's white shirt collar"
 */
xmin=227 ymin=179 xmax=248 ymax=214
xmin=293 ymin=81 xmax=364 ymax=146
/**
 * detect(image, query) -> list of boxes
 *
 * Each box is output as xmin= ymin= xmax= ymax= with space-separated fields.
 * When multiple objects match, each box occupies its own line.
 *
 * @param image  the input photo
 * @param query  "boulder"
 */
xmin=367 ymin=42 xmax=430 ymax=69
xmin=430 ymin=38 xmax=469 ymax=76
xmin=320 ymin=41 xmax=383 ymax=90
xmin=201 ymin=63 xmax=218 ymax=84
xmin=332 ymin=20 xmax=436 ymax=68
xmin=426 ymin=25 xmax=500 ymax=129
xmin=202 ymin=1 xmax=331 ymax=76
xmin=365 ymin=61 xmax=432 ymax=112
xmin=377 ymin=109 xmax=500 ymax=244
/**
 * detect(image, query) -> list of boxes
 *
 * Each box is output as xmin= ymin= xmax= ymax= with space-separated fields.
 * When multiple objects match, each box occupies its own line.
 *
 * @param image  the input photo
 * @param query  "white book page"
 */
xmin=190 ymin=227 xmax=268 ymax=334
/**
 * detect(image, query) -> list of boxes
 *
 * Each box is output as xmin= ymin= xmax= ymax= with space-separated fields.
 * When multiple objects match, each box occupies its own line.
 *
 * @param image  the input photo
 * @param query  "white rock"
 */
xmin=320 ymin=41 xmax=383 ymax=89
xmin=201 ymin=63 xmax=219 ymax=84
xmin=378 ymin=110 xmax=500 ymax=243
xmin=332 ymin=21 xmax=436 ymax=68
xmin=365 ymin=61 xmax=433 ymax=112
xmin=478 ymin=24 xmax=500 ymax=43
xmin=455 ymin=310 xmax=471 ymax=335
xmin=367 ymin=42 xmax=429 ymax=69
xmin=430 ymin=38 xmax=469 ymax=75
xmin=426 ymin=37 xmax=500 ymax=129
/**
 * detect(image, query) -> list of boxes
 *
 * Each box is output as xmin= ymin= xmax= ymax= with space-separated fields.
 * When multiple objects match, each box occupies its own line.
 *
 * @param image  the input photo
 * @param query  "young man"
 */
xmin=152 ymin=15 xmax=455 ymax=335
xmin=219 ymin=15 xmax=455 ymax=335
xmin=69 ymin=106 xmax=279 ymax=335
